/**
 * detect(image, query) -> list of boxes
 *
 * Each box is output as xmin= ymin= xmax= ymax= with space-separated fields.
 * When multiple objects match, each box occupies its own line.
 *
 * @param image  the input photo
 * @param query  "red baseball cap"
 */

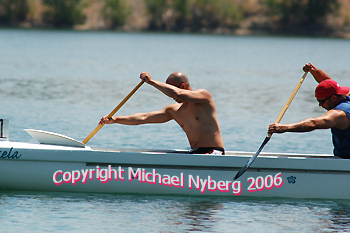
xmin=315 ymin=79 xmax=349 ymax=99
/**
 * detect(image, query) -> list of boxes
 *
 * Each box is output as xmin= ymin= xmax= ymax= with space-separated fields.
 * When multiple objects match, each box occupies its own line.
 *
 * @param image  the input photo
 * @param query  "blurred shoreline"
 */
xmin=3 ymin=0 xmax=350 ymax=38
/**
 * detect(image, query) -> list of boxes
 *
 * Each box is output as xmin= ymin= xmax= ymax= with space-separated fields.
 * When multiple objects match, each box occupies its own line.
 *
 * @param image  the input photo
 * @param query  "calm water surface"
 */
xmin=1 ymin=29 xmax=350 ymax=232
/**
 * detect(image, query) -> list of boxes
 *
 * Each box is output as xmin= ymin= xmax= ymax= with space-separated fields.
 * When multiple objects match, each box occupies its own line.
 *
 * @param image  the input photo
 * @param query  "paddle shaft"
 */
xmin=269 ymin=71 xmax=309 ymax=137
xmin=82 ymin=80 xmax=144 ymax=144
xmin=233 ymin=71 xmax=308 ymax=180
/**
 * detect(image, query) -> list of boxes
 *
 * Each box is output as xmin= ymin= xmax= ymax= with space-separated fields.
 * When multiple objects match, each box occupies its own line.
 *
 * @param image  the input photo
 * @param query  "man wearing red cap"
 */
xmin=268 ymin=63 xmax=350 ymax=158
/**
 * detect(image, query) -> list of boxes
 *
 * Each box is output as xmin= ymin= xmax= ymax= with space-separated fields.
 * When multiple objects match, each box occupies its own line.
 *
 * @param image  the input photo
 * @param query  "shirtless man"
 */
xmin=99 ymin=72 xmax=225 ymax=155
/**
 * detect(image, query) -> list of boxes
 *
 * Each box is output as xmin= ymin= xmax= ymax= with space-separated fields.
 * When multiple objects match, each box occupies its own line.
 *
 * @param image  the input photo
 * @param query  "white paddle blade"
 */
xmin=24 ymin=129 xmax=86 ymax=148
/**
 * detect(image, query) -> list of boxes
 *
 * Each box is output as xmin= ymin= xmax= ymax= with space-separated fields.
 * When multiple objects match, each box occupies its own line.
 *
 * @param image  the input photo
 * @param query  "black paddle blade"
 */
xmin=233 ymin=136 xmax=271 ymax=180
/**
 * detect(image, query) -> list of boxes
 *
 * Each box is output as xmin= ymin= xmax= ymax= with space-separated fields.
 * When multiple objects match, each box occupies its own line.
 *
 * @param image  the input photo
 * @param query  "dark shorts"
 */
xmin=335 ymin=154 xmax=350 ymax=159
xmin=189 ymin=147 xmax=225 ymax=155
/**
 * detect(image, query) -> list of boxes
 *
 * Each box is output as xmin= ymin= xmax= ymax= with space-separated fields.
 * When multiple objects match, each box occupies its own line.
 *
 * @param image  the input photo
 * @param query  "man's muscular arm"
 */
xmin=268 ymin=110 xmax=350 ymax=134
xmin=140 ymin=72 xmax=211 ymax=103
xmin=303 ymin=63 xmax=332 ymax=83
xmin=99 ymin=106 xmax=174 ymax=125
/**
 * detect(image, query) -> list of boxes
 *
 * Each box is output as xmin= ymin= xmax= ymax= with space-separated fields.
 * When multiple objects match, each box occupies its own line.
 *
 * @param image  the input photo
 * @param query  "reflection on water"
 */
xmin=329 ymin=202 xmax=350 ymax=231
xmin=1 ymin=191 xmax=350 ymax=232
xmin=180 ymin=200 xmax=224 ymax=232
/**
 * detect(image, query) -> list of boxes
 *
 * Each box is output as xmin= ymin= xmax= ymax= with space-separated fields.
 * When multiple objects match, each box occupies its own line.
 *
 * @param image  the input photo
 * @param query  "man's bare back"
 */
xmin=99 ymin=72 xmax=224 ymax=152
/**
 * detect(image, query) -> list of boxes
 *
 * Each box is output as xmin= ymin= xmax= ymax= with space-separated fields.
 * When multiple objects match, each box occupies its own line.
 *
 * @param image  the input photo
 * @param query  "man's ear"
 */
xmin=180 ymin=83 xmax=186 ymax=89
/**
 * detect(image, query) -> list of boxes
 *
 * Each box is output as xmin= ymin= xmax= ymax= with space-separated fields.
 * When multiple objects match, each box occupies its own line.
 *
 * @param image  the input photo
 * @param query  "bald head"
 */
xmin=166 ymin=72 xmax=190 ymax=89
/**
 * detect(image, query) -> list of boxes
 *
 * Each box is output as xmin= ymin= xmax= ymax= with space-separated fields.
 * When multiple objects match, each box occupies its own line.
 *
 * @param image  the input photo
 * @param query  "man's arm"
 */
xmin=303 ymin=63 xmax=349 ymax=96
xmin=99 ymin=106 xmax=174 ymax=125
xmin=141 ymin=72 xmax=211 ymax=103
xmin=303 ymin=63 xmax=332 ymax=83
xmin=151 ymin=80 xmax=211 ymax=103
xmin=268 ymin=109 xmax=350 ymax=134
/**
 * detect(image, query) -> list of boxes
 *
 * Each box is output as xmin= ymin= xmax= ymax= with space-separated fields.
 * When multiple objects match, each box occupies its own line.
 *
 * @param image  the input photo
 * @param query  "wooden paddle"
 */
xmin=233 ymin=71 xmax=308 ymax=180
xmin=82 ymin=80 xmax=144 ymax=144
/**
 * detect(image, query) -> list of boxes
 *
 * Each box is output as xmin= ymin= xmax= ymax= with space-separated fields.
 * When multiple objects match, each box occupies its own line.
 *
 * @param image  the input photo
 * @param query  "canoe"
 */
xmin=0 ymin=133 xmax=349 ymax=200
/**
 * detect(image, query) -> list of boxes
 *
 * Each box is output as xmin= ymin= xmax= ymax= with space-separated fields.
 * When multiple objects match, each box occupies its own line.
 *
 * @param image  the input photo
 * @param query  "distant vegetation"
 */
xmin=144 ymin=0 xmax=244 ymax=32
xmin=264 ymin=0 xmax=340 ymax=34
xmin=0 ymin=0 xmax=349 ymax=37
xmin=41 ymin=0 xmax=86 ymax=28
xmin=0 ymin=0 xmax=28 ymax=26
xmin=103 ymin=0 xmax=130 ymax=28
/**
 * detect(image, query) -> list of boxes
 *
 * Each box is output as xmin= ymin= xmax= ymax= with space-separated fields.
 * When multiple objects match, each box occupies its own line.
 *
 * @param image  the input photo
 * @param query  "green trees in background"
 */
xmin=0 ymin=0 xmax=29 ymax=26
xmin=186 ymin=0 xmax=243 ymax=31
xmin=144 ymin=0 xmax=339 ymax=33
xmin=42 ymin=0 xmax=86 ymax=28
xmin=265 ymin=0 xmax=339 ymax=33
xmin=0 ymin=0 xmax=131 ymax=29
xmin=103 ymin=0 xmax=130 ymax=29
xmin=0 ymin=0 xmax=345 ymax=35
xmin=144 ymin=0 xmax=167 ymax=30
xmin=144 ymin=0 xmax=243 ymax=31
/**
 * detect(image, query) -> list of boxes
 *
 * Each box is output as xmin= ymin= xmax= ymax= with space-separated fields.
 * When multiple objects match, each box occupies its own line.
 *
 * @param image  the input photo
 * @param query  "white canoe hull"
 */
xmin=0 ymin=141 xmax=349 ymax=199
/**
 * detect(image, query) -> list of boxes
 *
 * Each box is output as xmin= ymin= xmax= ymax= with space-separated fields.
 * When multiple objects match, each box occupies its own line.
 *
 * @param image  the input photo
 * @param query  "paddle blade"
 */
xmin=233 ymin=136 xmax=271 ymax=180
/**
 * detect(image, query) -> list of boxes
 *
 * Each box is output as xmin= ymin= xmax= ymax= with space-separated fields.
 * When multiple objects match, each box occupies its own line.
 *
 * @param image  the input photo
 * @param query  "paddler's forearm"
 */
xmin=310 ymin=67 xmax=332 ymax=83
xmin=269 ymin=118 xmax=322 ymax=134
xmin=148 ymin=79 xmax=179 ymax=99
xmin=284 ymin=119 xmax=320 ymax=132
xmin=111 ymin=114 xmax=147 ymax=125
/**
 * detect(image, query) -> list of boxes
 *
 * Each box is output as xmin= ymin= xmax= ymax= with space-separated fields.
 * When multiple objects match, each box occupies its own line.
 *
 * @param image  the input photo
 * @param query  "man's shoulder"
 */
xmin=195 ymin=88 xmax=211 ymax=94
xmin=193 ymin=88 xmax=213 ymax=101
xmin=164 ymin=103 xmax=182 ymax=111
xmin=335 ymin=97 xmax=350 ymax=109
xmin=333 ymin=98 xmax=350 ymax=119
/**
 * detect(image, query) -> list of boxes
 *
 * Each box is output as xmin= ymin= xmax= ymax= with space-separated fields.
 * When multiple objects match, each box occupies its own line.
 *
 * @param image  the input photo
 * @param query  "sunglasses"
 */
xmin=317 ymin=95 xmax=332 ymax=105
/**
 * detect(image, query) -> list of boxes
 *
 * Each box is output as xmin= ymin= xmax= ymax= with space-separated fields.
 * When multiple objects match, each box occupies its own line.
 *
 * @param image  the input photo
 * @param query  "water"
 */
xmin=1 ymin=29 xmax=350 ymax=232
xmin=1 ymin=192 xmax=350 ymax=233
